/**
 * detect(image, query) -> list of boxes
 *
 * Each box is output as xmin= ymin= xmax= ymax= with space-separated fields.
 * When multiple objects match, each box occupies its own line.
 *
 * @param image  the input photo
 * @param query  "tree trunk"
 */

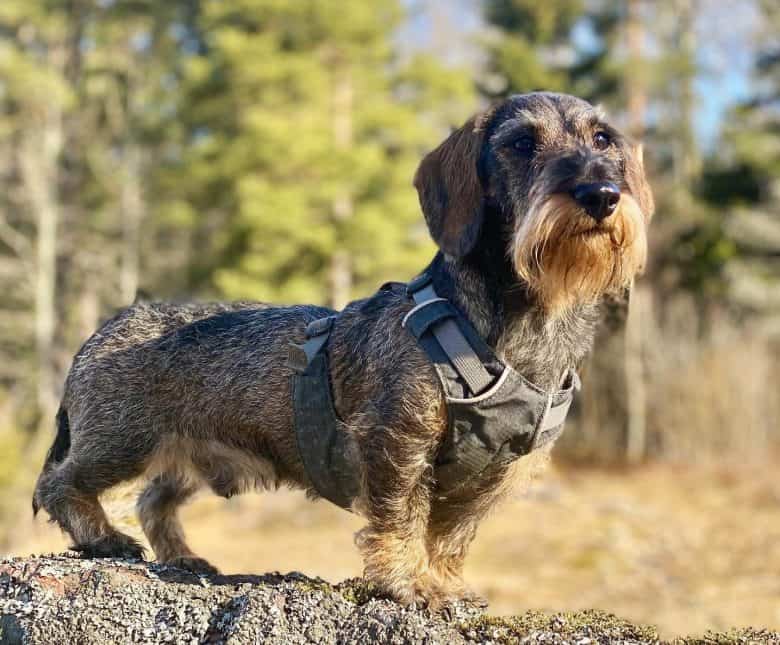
xmin=566 ymin=3 xmax=653 ymax=463
xmin=329 ymin=63 xmax=353 ymax=310
xmin=625 ymin=0 xmax=647 ymax=140
xmin=19 ymin=103 xmax=64 ymax=424
xmin=120 ymin=144 xmax=145 ymax=304
xmin=672 ymin=0 xmax=701 ymax=206
xmin=7 ymin=98 xmax=65 ymax=557
xmin=79 ymin=280 xmax=100 ymax=341
xmin=623 ymin=0 xmax=649 ymax=463
xmin=625 ymin=286 xmax=650 ymax=463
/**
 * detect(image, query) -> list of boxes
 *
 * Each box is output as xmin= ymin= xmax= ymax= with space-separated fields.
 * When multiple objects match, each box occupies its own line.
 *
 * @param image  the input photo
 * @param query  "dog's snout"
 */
xmin=571 ymin=182 xmax=620 ymax=222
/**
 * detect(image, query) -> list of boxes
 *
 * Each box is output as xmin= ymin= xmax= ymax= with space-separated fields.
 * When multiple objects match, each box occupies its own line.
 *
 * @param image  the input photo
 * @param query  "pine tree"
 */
xmin=698 ymin=0 xmax=780 ymax=323
xmin=480 ymin=0 xmax=585 ymax=97
xmin=0 ymin=0 xmax=205 ymax=547
xmin=170 ymin=0 xmax=474 ymax=307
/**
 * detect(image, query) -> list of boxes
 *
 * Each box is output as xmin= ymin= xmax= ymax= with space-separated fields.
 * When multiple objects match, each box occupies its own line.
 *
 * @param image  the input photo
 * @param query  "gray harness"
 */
xmin=290 ymin=274 xmax=579 ymax=510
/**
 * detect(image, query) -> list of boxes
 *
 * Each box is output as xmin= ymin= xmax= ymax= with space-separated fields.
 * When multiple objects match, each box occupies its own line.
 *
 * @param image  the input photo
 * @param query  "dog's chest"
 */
xmin=497 ymin=307 xmax=599 ymax=388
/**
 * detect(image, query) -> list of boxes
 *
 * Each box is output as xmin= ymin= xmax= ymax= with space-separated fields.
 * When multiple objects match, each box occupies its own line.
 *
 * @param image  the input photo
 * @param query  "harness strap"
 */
xmin=405 ymin=279 xmax=494 ymax=396
xmin=525 ymin=369 xmax=580 ymax=449
xmin=539 ymin=381 xmax=577 ymax=433
xmin=292 ymin=316 xmax=360 ymax=510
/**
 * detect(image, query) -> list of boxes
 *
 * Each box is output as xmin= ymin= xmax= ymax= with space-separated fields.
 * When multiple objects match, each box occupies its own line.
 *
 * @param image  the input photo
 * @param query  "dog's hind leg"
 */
xmin=137 ymin=472 xmax=218 ymax=575
xmin=36 ymin=453 xmax=147 ymax=560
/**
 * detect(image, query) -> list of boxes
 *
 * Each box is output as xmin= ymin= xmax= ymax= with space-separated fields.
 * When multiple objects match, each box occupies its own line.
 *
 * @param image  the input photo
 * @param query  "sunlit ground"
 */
xmin=16 ymin=463 xmax=780 ymax=639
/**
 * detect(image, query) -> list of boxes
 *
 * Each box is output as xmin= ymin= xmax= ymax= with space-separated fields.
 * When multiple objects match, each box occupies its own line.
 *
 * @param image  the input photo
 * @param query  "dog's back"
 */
xmin=69 ymin=301 xmax=262 ymax=368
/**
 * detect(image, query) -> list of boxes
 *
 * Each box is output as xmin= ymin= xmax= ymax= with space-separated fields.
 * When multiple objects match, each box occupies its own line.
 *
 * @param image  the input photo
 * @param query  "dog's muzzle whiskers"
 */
xmin=513 ymin=193 xmax=647 ymax=316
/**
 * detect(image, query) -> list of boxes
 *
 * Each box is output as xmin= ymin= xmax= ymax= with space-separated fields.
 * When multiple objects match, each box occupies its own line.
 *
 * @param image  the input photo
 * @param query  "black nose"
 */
xmin=571 ymin=182 xmax=620 ymax=222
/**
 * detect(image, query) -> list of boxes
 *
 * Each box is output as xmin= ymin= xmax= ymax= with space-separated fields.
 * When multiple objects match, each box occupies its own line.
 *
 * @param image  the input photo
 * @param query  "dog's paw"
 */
xmin=386 ymin=579 xmax=449 ymax=611
xmin=72 ymin=534 xmax=145 ymax=561
xmin=413 ymin=582 xmax=488 ymax=616
xmin=431 ymin=588 xmax=488 ymax=622
xmin=459 ymin=588 xmax=489 ymax=609
xmin=165 ymin=555 xmax=220 ymax=576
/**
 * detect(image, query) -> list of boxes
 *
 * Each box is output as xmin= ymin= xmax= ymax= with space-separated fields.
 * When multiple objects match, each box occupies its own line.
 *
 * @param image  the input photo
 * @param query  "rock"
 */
xmin=0 ymin=554 xmax=776 ymax=644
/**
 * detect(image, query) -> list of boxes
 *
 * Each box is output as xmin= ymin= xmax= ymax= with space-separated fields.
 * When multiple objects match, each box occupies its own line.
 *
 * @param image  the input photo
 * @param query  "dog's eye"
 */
xmin=593 ymin=131 xmax=611 ymax=150
xmin=512 ymin=136 xmax=536 ymax=155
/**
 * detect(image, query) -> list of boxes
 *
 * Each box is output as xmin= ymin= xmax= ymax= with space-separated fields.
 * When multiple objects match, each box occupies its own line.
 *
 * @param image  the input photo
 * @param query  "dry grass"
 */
xmin=16 ymin=462 xmax=780 ymax=639
xmin=643 ymin=298 xmax=780 ymax=461
xmin=563 ymin=292 xmax=780 ymax=463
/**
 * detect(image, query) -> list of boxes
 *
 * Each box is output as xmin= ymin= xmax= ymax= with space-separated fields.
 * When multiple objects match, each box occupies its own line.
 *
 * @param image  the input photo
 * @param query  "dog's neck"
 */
xmin=427 ymin=231 xmax=601 ymax=390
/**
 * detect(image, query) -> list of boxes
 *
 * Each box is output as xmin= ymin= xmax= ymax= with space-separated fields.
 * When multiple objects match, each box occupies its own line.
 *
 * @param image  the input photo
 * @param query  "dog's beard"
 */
xmin=512 ymin=193 xmax=648 ymax=315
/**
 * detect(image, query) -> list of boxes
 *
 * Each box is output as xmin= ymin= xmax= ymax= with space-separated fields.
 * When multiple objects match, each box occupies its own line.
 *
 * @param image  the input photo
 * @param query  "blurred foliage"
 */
xmin=482 ymin=0 xmax=624 ymax=103
xmin=481 ymin=0 xmax=585 ymax=95
xmin=169 ymin=0 xmax=473 ymax=304
xmin=693 ymin=1 xmax=780 ymax=311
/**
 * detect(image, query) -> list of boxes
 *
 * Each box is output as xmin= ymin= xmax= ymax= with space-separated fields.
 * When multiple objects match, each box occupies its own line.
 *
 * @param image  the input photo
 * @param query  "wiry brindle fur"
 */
xmin=33 ymin=92 xmax=652 ymax=607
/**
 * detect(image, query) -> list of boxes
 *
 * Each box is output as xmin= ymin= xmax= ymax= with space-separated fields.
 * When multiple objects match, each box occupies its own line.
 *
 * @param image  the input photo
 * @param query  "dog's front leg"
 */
xmin=426 ymin=486 xmax=496 ymax=606
xmin=354 ymin=421 xmax=444 ymax=607
xmin=427 ymin=448 xmax=554 ymax=605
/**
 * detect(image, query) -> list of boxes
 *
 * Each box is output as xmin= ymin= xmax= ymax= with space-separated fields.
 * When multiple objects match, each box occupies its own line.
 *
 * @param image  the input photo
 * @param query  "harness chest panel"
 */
xmin=291 ymin=275 xmax=579 ymax=511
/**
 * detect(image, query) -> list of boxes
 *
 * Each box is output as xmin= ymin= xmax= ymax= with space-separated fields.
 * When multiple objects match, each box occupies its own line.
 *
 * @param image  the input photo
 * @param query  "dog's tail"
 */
xmin=32 ymin=405 xmax=71 ymax=516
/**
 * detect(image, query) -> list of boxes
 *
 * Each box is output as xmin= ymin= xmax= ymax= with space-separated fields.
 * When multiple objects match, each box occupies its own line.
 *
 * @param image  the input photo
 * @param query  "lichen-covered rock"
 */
xmin=0 ymin=554 xmax=776 ymax=644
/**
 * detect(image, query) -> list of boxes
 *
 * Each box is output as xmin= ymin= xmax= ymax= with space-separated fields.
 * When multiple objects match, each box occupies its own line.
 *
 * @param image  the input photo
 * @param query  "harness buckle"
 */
xmin=305 ymin=315 xmax=335 ymax=339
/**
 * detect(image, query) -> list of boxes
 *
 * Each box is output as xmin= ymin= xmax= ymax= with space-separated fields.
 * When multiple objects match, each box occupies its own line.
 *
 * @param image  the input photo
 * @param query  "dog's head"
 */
xmin=415 ymin=92 xmax=653 ymax=314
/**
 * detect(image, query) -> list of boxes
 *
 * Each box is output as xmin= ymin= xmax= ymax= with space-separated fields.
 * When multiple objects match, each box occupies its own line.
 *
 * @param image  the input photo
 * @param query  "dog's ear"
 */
xmin=414 ymin=113 xmax=490 ymax=258
xmin=624 ymin=142 xmax=654 ymax=221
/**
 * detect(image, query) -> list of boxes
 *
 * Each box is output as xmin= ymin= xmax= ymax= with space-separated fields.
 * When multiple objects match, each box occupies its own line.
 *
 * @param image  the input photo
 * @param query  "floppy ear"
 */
xmin=414 ymin=114 xmax=490 ymax=258
xmin=624 ymin=142 xmax=654 ymax=221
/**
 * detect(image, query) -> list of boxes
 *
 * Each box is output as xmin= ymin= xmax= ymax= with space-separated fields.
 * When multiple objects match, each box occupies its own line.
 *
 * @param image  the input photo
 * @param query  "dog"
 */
xmin=33 ymin=92 xmax=652 ymax=607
